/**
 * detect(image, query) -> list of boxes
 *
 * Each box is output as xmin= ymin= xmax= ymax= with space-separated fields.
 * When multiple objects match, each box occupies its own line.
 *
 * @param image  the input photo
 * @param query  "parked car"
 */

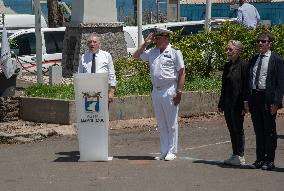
xmin=0 ymin=14 xmax=48 ymax=36
xmin=6 ymin=19 xmax=234 ymax=74
xmin=9 ymin=26 xmax=135 ymax=74
xmin=8 ymin=27 xmax=65 ymax=74
xmin=123 ymin=18 xmax=236 ymax=56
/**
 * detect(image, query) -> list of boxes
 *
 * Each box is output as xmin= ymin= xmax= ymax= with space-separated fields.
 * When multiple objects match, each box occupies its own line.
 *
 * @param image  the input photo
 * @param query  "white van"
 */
xmin=9 ymin=26 xmax=136 ymax=74
xmin=123 ymin=18 xmax=236 ymax=56
xmin=0 ymin=14 xmax=48 ymax=36
xmin=8 ymin=27 xmax=65 ymax=74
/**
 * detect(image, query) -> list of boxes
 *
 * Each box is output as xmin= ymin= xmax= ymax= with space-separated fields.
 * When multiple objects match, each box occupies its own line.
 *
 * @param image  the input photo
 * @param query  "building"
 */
xmin=180 ymin=0 xmax=284 ymax=25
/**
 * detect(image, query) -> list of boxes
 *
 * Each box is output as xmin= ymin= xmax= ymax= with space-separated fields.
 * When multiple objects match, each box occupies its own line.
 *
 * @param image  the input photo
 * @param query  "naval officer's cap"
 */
xmin=154 ymin=27 xmax=172 ymax=37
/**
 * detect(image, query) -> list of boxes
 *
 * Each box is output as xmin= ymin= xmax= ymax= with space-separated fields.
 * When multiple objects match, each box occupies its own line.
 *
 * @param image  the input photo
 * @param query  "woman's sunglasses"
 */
xmin=257 ymin=40 xmax=270 ymax=44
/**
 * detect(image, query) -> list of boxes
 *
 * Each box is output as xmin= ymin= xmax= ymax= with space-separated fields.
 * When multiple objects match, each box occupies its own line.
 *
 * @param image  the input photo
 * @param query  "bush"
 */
xmin=25 ymin=23 xmax=283 ymax=99
xmin=115 ymin=58 xmax=149 ymax=81
xmin=171 ymin=22 xmax=284 ymax=79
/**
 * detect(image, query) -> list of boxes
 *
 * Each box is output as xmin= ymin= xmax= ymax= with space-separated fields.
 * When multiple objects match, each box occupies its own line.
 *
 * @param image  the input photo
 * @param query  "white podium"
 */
xmin=74 ymin=73 xmax=111 ymax=161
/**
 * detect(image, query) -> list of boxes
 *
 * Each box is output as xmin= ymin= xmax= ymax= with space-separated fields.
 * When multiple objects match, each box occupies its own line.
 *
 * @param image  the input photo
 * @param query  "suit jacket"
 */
xmin=218 ymin=58 xmax=248 ymax=111
xmin=245 ymin=52 xmax=284 ymax=108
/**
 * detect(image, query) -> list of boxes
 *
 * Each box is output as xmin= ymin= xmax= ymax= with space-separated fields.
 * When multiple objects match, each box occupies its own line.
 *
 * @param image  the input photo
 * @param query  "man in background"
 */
xmin=237 ymin=0 xmax=260 ymax=29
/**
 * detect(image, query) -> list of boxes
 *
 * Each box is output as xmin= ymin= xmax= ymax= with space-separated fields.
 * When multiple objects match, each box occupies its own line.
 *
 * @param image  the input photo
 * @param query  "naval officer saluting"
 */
xmin=133 ymin=28 xmax=185 ymax=161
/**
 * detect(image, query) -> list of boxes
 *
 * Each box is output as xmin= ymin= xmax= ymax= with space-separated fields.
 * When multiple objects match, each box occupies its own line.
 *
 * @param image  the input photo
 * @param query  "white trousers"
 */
xmin=151 ymin=84 xmax=179 ymax=155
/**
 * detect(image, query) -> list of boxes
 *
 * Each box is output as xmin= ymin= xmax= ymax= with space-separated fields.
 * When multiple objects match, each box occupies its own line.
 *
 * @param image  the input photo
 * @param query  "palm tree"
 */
xmin=47 ymin=0 xmax=63 ymax=27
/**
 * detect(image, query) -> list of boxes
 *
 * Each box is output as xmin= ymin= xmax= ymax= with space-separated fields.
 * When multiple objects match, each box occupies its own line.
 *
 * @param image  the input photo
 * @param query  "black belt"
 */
xmin=252 ymin=89 xmax=266 ymax=93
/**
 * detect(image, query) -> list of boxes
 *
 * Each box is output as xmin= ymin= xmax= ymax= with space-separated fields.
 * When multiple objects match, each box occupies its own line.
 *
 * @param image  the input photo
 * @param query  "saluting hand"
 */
xmin=144 ymin=32 xmax=155 ymax=45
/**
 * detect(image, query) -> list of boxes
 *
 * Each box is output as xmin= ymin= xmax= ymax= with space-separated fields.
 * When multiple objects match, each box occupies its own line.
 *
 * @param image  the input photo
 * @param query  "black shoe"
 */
xmin=251 ymin=160 xmax=265 ymax=169
xmin=261 ymin=162 xmax=275 ymax=171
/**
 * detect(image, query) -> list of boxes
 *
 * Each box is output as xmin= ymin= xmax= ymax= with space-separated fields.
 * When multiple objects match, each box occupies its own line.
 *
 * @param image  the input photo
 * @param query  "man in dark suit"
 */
xmin=244 ymin=31 xmax=284 ymax=170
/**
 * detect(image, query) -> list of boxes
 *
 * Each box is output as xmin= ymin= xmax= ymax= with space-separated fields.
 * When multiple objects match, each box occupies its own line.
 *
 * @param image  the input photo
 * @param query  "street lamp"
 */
xmin=137 ymin=0 xmax=142 ymax=47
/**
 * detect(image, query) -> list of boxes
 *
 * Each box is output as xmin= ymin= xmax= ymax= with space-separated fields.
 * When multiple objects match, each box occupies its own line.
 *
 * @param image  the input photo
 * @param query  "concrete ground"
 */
xmin=0 ymin=115 xmax=284 ymax=191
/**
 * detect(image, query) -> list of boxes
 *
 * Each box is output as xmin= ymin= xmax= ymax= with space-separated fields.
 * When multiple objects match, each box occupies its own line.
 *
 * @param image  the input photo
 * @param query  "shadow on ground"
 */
xmin=54 ymin=151 xmax=80 ymax=162
xmin=114 ymin=156 xmax=155 ymax=160
xmin=278 ymin=135 xmax=284 ymax=139
xmin=193 ymin=160 xmax=284 ymax=172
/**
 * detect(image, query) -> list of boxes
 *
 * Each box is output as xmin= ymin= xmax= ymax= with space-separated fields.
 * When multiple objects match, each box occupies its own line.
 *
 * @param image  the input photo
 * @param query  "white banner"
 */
xmin=74 ymin=73 xmax=110 ymax=161
xmin=0 ymin=25 xmax=15 ymax=79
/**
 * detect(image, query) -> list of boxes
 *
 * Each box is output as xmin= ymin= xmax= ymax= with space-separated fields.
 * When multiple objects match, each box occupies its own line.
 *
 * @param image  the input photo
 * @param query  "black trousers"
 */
xmin=0 ymin=73 xmax=16 ymax=97
xmin=224 ymin=108 xmax=245 ymax=157
xmin=250 ymin=90 xmax=277 ymax=162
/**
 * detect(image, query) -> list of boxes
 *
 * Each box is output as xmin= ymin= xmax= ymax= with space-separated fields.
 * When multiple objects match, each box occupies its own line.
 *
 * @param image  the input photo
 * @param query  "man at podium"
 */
xmin=78 ymin=33 xmax=117 ymax=102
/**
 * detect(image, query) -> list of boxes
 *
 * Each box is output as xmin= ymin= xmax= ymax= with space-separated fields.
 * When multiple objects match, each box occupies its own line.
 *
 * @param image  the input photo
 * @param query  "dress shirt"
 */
xmin=252 ymin=50 xmax=271 ymax=89
xmin=78 ymin=49 xmax=117 ymax=87
xmin=140 ymin=44 xmax=184 ymax=88
xmin=237 ymin=3 xmax=260 ymax=29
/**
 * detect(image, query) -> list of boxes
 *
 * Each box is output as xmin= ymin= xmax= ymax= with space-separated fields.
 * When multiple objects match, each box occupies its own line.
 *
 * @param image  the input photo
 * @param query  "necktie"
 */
xmin=254 ymin=55 xmax=265 ymax=89
xmin=91 ymin=54 xmax=96 ymax=73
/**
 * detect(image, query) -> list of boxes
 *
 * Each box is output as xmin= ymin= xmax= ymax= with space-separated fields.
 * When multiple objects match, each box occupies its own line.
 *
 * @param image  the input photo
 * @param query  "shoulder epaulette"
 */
xmin=171 ymin=46 xmax=179 ymax=50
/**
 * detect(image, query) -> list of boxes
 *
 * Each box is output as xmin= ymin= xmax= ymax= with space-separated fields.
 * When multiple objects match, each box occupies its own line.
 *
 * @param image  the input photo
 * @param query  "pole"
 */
xmin=34 ymin=0 xmax=43 ymax=83
xmin=177 ymin=0 xmax=180 ymax=22
xmin=31 ymin=0 xmax=34 ymax=14
xmin=137 ymin=0 xmax=142 ymax=47
xmin=2 ymin=13 xmax=4 ymax=25
xmin=157 ymin=0 xmax=160 ymax=23
xmin=205 ymin=0 xmax=212 ymax=31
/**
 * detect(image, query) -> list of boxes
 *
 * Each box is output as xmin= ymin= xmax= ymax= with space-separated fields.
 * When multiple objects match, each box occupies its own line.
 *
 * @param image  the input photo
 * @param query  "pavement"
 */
xmin=0 ymin=115 xmax=284 ymax=191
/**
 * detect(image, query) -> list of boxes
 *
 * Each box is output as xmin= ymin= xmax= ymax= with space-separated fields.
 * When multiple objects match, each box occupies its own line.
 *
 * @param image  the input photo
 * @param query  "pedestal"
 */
xmin=74 ymin=73 xmax=111 ymax=161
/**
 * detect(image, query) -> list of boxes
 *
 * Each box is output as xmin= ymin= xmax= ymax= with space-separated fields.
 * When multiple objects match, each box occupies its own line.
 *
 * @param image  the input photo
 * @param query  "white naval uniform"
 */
xmin=78 ymin=49 xmax=117 ymax=86
xmin=140 ymin=44 xmax=184 ymax=155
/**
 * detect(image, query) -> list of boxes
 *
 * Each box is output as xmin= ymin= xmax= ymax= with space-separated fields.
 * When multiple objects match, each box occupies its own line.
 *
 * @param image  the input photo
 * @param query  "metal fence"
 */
xmin=181 ymin=2 xmax=284 ymax=25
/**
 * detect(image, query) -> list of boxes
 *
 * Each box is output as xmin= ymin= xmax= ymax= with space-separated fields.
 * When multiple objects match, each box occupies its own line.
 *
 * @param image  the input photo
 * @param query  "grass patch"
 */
xmin=185 ymin=76 xmax=221 ymax=93
xmin=25 ymin=84 xmax=74 ymax=100
xmin=24 ymin=76 xmax=221 ymax=100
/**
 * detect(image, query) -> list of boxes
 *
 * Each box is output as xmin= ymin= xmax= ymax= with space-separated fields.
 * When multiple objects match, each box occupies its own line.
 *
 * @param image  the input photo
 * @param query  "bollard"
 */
xmin=49 ymin=65 xmax=62 ymax=85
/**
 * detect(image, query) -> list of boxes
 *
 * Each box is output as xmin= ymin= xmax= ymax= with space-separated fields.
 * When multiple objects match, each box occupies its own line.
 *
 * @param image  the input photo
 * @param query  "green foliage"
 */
xmin=171 ymin=22 xmax=284 ymax=79
xmin=115 ymin=75 xmax=152 ymax=97
xmin=184 ymin=75 xmax=221 ymax=93
xmin=25 ymin=84 xmax=74 ymax=100
xmin=24 ymin=23 xmax=283 ymax=99
xmin=115 ymin=58 xmax=150 ymax=81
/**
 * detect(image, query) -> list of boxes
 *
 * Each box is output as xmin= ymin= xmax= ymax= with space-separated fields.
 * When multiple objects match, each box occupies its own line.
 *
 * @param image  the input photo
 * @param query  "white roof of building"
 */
xmin=181 ymin=0 xmax=284 ymax=4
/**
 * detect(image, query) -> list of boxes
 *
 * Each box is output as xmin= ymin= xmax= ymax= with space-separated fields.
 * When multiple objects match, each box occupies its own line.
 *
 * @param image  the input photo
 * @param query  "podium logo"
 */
xmin=82 ymin=91 xmax=102 ymax=113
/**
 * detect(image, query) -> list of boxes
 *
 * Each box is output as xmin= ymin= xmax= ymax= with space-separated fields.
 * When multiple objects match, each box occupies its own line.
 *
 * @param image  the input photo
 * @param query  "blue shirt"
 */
xmin=237 ymin=3 xmax=260 ymax=29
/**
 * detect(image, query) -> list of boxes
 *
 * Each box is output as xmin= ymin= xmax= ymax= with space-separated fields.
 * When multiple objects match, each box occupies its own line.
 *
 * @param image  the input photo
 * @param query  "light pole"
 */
xmin=34 ymin=0 xmax=43 ymax=83
xmin=205 ymin=0 xmax=212 ymax=31
xmin=137 ymin=0 xmax=142 ymax=47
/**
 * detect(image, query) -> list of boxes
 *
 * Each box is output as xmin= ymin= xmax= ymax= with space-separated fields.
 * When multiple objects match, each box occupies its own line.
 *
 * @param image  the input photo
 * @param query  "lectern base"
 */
xmin=79 ymin=156 xmax=113 ymax=162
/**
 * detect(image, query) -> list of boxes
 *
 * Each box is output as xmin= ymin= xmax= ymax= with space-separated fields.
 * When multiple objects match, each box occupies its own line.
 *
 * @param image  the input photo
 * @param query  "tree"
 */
xmin=133 ymin=0 xmax=137 ymax=26
xmin=47 ymin=0 xmax=63 ymax=27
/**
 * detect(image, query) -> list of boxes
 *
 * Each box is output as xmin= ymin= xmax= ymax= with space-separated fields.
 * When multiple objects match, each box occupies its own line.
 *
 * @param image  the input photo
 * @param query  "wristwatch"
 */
xmin=176 ymin=89 xmax=182 ymax=94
